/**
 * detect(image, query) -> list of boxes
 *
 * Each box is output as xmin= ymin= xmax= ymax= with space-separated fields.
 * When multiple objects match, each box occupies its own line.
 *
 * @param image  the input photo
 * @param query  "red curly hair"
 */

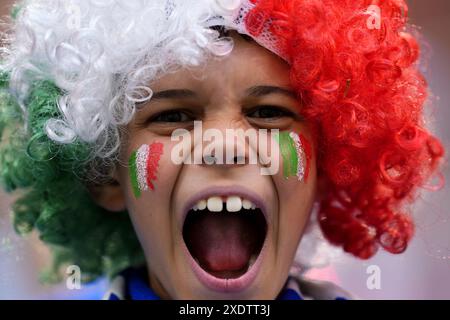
xmin=245 ymin=0 xmax=444 ymax=258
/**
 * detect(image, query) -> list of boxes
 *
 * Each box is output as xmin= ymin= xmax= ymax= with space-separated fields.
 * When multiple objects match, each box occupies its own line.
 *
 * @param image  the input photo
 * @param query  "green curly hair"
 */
xmin=0 ymin=74 xmax=144 ymax=282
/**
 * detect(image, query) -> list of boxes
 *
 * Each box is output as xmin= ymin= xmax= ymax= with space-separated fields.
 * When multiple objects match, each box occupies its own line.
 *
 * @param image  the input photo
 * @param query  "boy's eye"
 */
xmin=151 ymin=110 xmax=193 ymax=123
xmin=246 ymin=105 xmax=294 ymax=119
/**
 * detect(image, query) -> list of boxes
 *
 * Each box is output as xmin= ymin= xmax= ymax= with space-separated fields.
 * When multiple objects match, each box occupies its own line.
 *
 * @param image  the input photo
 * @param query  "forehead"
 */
xmin=149 ymin=32 xmax=291 ymax=94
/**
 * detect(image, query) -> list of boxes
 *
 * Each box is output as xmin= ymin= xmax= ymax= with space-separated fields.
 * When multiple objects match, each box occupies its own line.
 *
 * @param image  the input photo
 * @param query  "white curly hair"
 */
xmin=2 ymin=0 xmax=278 ymax=159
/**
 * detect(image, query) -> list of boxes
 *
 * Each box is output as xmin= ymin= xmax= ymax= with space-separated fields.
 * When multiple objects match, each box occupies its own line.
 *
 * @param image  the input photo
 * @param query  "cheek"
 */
xmin=123 ymin=139 xmax=180 ymax=261
xmin=126 ymin=139 xmax=187 ymax=202
xmin=273 ymin=130 xmax=316 ymax=241
xmin=124 ymin=138 xmax=187 ymax=223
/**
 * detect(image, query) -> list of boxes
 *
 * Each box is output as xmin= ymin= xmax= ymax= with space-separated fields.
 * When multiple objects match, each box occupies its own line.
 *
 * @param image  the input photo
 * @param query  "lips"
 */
xmin=180 ymin=186 xmax=270 ymax=292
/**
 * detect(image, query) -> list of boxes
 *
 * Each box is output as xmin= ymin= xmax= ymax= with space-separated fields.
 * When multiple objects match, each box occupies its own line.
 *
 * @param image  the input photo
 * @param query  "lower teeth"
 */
xmin=248 ymin=254 xmax=257 ymax=269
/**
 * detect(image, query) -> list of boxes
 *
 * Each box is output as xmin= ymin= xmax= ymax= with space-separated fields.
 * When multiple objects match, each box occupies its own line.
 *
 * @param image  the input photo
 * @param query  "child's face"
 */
xmin=110 ymin=32 xmax=317 ymax=299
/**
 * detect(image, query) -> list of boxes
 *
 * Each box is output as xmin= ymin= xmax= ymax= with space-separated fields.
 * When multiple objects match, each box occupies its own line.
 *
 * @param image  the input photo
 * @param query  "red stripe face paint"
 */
xmin=146 ymin=142 xmax=164 ymax=191
xmin=299 ymin=133 xmax=312 ymax=182
xmin=129 ymin=142 xmax=164 ymax=198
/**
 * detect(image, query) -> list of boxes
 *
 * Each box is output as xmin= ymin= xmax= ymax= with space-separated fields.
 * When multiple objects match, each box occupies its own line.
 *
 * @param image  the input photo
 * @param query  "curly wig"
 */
xmin=0 ymin=0 xmax=444 ymax=280
xmin=245 ymin=0 xmax=444 ymax=258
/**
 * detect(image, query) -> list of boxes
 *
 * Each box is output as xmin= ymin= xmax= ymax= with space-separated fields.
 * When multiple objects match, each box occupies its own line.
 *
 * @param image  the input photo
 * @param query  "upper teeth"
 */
xmin=192 ymin=196 xmax=257 ymax=212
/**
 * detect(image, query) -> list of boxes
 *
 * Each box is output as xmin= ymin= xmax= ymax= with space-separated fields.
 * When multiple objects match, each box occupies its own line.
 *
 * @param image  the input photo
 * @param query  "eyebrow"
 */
xmin=151 ymin=89 xmax=197 ymax=101
xmin=149 ymin=85 xmax=297 ymax=102
xmin=245 ymin=85 xmax=297 ymax=99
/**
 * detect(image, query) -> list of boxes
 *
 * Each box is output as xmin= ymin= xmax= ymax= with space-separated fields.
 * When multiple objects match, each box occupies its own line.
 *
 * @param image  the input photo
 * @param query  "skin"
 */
xmin=93 ymin=32 xmax=317 ymax=299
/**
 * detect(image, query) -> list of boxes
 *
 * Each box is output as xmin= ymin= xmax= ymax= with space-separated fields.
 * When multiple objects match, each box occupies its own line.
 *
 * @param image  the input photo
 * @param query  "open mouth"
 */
xmin=182 ymin=195 xmax=268 ymax=284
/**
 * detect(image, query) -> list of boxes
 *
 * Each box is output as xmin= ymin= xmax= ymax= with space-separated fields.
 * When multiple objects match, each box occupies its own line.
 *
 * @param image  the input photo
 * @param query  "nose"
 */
xmin=193 ymin=118 xmax=256 ymax=167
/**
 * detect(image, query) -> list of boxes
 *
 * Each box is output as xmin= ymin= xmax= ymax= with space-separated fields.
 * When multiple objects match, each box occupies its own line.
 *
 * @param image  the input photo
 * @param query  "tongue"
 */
xmin=184 ymin=212 xmax=258 ymax=272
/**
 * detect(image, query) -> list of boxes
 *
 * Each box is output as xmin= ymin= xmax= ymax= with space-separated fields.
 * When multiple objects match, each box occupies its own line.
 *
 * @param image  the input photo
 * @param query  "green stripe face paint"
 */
xmin=275 ymin=131 xmax=311 ymax=181
xmin=129 ymin=150 xmax=141 ymax=198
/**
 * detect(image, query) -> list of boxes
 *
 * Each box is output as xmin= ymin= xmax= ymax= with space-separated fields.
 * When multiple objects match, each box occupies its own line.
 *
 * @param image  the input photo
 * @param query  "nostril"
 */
xmin=204 ymin=154 xmax=217 ymax=165
xmin=224 ymin=154 xmax=246 ymax=165
xmin=202 ymin=154 xmax=247 ymax=165
xmin=233 ymin=155 xmax=246 ymax=164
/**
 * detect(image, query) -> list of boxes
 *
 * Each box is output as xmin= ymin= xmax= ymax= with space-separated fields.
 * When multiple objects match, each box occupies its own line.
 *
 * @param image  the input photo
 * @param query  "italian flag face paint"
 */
xmin=129 ymin=142 xmax=164 ymax=198
xmin=275 ymin=131 xmax=312 ymax=181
